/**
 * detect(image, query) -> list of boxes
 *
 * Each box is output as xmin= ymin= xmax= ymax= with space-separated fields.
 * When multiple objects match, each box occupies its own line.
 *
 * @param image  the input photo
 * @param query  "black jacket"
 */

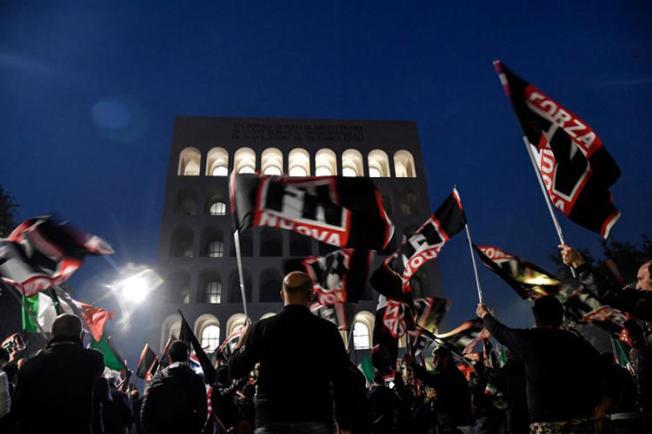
xmin=13 ymin=336 xmax=105 ymax=434
xmin=412 ymin=362 xmax=473 ymax=427
xmin=484 ymin=314 xmax=604 ymax=422
xmin=229 ymin=304 xmax=350 ymax=428
xmin=140 ymin=362 xmax=207 ymax=434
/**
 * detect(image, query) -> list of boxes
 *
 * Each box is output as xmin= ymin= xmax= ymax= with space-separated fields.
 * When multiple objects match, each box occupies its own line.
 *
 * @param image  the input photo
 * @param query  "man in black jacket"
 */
xmin=229 ymin=271 xmax=352 ymax=434
xmin=141 ymin=340 xmax=207 ymax=434
xmin=477 ymin=296 xmax=605 ymax=433
xmin=12 ymin=314 xmax=105 ymax=434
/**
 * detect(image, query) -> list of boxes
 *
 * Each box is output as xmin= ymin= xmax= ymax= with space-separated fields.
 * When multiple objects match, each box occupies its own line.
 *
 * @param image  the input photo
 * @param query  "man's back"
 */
xmin=140 ymin=362 xmax=207 ymax=434
xmin=13 ymin=337 xmax=104 ymax=434
xmin=485 ymin=315 xmax=603 ymax=422
xmin=229 ymin=304 xmax=350 ymax=427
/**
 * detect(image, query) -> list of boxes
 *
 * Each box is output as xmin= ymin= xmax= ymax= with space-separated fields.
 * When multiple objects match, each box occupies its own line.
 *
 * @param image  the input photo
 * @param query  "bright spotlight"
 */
xmin=111 ymin=267 xmax=163 ymax=305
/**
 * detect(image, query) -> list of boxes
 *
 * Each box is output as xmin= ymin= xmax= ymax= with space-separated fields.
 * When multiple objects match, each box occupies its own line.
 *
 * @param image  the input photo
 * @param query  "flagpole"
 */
xmin=233 ymin=230 xmax=249 ymax=319
xmin=521 ymin=136 xmax=576 ymax=277
xmin=1 ymin=282 xmax=50 ymax=338
xmin=464 ymin=223 xmax=484 ymax=304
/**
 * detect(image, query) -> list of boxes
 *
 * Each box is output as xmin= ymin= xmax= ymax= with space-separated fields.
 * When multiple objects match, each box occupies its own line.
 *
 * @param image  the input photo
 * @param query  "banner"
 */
xmin=179 ymin=310 xmax=217 ymax=384
xmin=136 ymin=344 xmax=159 ymax=380
xmin=230 ymin=174 xmax=394 ymax=250
xmin=494 ymin=60 xmax=621 ymax=238
xmin=303 ymin=249 xmax=372 ymax=304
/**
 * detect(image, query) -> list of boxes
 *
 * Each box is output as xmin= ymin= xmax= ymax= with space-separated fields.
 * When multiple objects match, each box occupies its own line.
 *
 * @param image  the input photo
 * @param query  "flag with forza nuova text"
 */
xmin=494 ymin=61 xmax=621 ymax=238
xmin=473 ymin=244 xmax=560 ymax=300
xmin=434 ymin=319 xmax=485 ymax=356
xmin=0 ymin=217 xmax=113 ymax=296
xmin=371 ymin=295 xmax=403 ymax=374
xmin=230 ymin=174 xmax=394 ymax=250
xmin=304 ymin=249 xmax=372 ymax=305
xmin=370 ymin=190 xmax=466 ymax=300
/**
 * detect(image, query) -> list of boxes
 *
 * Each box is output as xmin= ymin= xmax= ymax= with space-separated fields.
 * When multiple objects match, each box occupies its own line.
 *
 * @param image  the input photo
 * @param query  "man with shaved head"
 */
xmin=13 ymin=314 xmax=104 ymax=434
xmin=229 ymin=271 xmax=352 ymax=434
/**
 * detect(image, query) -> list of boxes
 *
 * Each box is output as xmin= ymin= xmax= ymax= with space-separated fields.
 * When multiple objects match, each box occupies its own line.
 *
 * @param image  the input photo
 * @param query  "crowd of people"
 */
xmin=0 ymin=248 xmax=651 ymax=434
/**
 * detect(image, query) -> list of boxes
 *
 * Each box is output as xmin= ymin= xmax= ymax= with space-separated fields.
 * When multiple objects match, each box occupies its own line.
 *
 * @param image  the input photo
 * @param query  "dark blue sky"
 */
xmin=2 ymin=1 xmax=651 ymax=351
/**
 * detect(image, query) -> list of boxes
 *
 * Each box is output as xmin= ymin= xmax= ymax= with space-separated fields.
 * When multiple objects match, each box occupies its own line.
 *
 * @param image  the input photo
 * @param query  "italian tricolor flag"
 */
xmin=21 ymin=289 xmax=74 ymax=333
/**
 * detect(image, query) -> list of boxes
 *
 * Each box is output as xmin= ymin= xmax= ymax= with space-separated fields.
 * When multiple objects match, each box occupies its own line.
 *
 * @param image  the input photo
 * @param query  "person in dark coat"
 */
xmin=367 ymin=371 xmax=396 ymax=434
xmin=103 ymin=372 xmax=134 ymax=434
xmin=12 ymin=314 xmax=105 ymax=434
xmin=411 ymin=346 xmax=474 ymax=433
xmin=477 ymin=296 xmax=606 ymax=433
xmin=140 ymin=340 xmax=207 ymax=434
xmin=229 ymin=271 xmax=352 ymax=434
xmin=130 ymin=389 xmax=145 ymax=434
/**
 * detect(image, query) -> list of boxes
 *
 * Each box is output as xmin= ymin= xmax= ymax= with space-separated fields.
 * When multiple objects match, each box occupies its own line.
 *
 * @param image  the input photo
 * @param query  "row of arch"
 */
xmin=161 ymin=310 xmax=378 ymax=353
xmin=178 ymin=147 xmax=417 ymax=178
xmin=165 ymin=268 xmax=375 ymax=305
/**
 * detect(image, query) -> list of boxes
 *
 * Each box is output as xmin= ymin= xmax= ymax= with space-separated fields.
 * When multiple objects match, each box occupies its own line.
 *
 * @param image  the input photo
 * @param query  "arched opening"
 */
xmin=181 ymin=289 xmax=190 ymax=304
xmin=209 ymin=201 xmax=227 ymax=216
xmin=289 ymin=232 xmax=312 ymax=257
xmin=200 ymin=227 xmax=224 ymax=258
xmin=341 ymin=149 xmax=364 ymax=177
xmin=170 ymin=227 xmax=194 ymax=258
xmin=205 ymin=189 xmax=228 ymax=216
xmin=161 ymin=314 xmax=181 ymax=350
xmin=195 ymin=314 xmax=220 ymax=354
xmin=174 ymin=189 xmax=198 ymax=216
xmin=260 ymin=228 xmax=282 ymax=257
xmin=394 ymin=150 xmax=416 ymax=178
xmin=261 ymin=148 xmax=284 ymax=176
xmin=228 ymin=270 xmax=252 ymax=303
xmin=198 ymin=270 xmax=222 ymax=304
xmin=368 ymin=149 xmax=390 ymax=177
xmin=206 ymin=147 xmax=229 ymax=176
xmin=226 ymin=313 xmax=250 ymax=337
xmin=288 ymin=148 xmax=310 ymax=176
xmin=315 ymin=148 xmax=337 ymax=176
xmin=352 ymin=311 xmax=374 ymax=350
xmin=163 ymin=271 xmax=191 ymax=304
xmin=234 ymin=147 xmax=257 ymax=174
xmin=259 ymin=268 xmax=283 ymax=302
xmin=177 ymin=147 xmax=201 ymax=176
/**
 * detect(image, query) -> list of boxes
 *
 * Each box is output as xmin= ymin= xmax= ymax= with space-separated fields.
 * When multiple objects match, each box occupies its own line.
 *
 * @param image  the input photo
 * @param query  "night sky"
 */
xmin=2 ymin=1 xmax=651 ymax=363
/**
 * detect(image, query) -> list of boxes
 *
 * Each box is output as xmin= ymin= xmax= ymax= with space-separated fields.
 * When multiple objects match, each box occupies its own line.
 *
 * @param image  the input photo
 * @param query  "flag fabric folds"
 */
xmin=494 ymin=60 xmax=621 ymax=238
xmin=230 ymin=174 xmax=394 ymax=250
xmin=473 ymin=244 xmax=560 ymax=300
xmin=179 ymin=310 xmax=216 ymax=384
xmin=90 ymin=335 xmax=127 ymax=371
xmin=370 ymin=190 xmax=466 ymax=299
xmin=0 ymin=217 xmax=113 ymax=296
xmin=21 ymin=288 xmax=74 ymax=333
xmin=434 ymin=319 xmax=485 ymax=354
xmin=303 ymin=249 xmax=372 ymax=305
xmin=136 ymin=344 xmax=159 ymax=380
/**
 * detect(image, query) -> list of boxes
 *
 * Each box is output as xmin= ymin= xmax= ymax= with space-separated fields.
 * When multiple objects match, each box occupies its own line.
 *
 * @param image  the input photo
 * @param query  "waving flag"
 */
xmin=474 ymin=244 xmax=560 ymax=300
xmin=230 ymin=174 xmax=394 ymax=250
xmin=179 ymin=310 xmax=216 ymax=384
xmin=371 ymin=295 xmax=402 ymax=373
xmin=494 ymin=61 xmax=621 ymax=238
xmin=215 ymin=324 xmax=245 ymax=363
xmin=136 ymin=344 xmax=159 ymax=380
xmin=371 ymin=190 xmax=466 ymax=298
xmin=0 ymin=217 xmax=113 ymax=296
xmin=303 ymin=249 xmax=372 ymax=304
xmin=435 ymin=319 xmax=485 ymax=354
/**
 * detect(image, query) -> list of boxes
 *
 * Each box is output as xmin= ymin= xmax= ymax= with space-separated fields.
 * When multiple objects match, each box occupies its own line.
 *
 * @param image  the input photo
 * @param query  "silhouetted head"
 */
xmin=636 ymin=260 xmax=652 ymax=291
xmin=281 ymin=271 xmax=312 ymax=305
xmin=532 ymin=295 xmax=563 ymax=328
xmin=51 ymin=314 xmax=82 ymax=338
xmin=432 ymin=346 xmax=454 ymax=369
xmin=168 ymin=340 xmax=189 ymax=363
xmin=373 ymin=371 xmax=385 ymax=385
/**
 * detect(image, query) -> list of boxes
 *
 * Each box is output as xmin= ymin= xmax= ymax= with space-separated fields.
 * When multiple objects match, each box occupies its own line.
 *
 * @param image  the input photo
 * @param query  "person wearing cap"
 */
xmin=12 ymin=313 xmax=105 ymax=434
xmin=411 ymin=345 xmax=474 ymax=433
xmin=229 ymin=271 xmax=352 ymax=434
xmin=477 ymin=296 xmax=606 ymax=433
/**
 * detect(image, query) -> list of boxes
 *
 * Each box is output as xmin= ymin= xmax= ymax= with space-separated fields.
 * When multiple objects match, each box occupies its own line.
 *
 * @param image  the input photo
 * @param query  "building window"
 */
xmin=209 ymin=201 xmax=227 ymax=216
xmin=353 ymin=321 xmax=371 ymax=350
xmin=262 ymin=148 xmax=284 ymax=176
xmin=206 ymin=147 xmax=229 ymax=176
xmin=208 ymin=240 xmax=224 ymax=258
xmin=171 ymin=227 xmax=194 ymax=258
xmin=181 ymin=290 xmax=190 ymax=304
xmin=342 ymin=149 xmax=364 ymax=177
xmin=234 ymin=147 xmax=257 ymax=174
xmin=394 ymin=150 xmax=416 ymax=178
xmin=178 ymin=147 xmax=201 ymax=176
xmin=315 ymin=149 xmax=337 ymax=176
xmin=288 ymin=148 xmax=310 ymax=176
xmin=368 ymin=149 xmax=390 ymax=177
xmin=200 ymin=324 xmax=220 ymax=353
xmin=175 ymin=190 xmax=198 ymax=216
xmin=205 ymin=281 xmax=222 ymax=304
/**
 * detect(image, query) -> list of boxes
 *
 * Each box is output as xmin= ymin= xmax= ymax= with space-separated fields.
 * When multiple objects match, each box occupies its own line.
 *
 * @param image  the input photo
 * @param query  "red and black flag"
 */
xmin=0 ymin=217 xmax=113 ymax=296
xmin=558 ymin=284 xmax=629 ymax=336
xmin=473 ymin=244 xmax=560 ymax=300
xmin=434 ymin=319 xmax=485 ymax=355
xmin=371 ymin=295 xmax=404 ymax=374
xmin=230 ymin=174 xmax=394 ymax=250
xmin=370 ymin=190 xmax=466 ymax=299
xmin=136 ymin=344 xmax=159 ymax=380
xmin=413 ymin=296 xmax=451 ymax=334
xmin=215 ymin=324 xmax=245 ymax=363
xmin=310 ymin=301 xmax=348 ymax=331
xmin=494 ymin=60 xmax=621 ymax=238
xmin=179 ymin=310 xmax=216 ymax=384
xmin=303 ymin=249 xmax=372 ymax=305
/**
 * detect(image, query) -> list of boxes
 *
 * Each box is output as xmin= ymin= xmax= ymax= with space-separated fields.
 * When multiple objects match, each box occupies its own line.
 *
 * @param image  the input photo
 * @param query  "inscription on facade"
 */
xmin=231 ymin=122 xmax=365 ymax=142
